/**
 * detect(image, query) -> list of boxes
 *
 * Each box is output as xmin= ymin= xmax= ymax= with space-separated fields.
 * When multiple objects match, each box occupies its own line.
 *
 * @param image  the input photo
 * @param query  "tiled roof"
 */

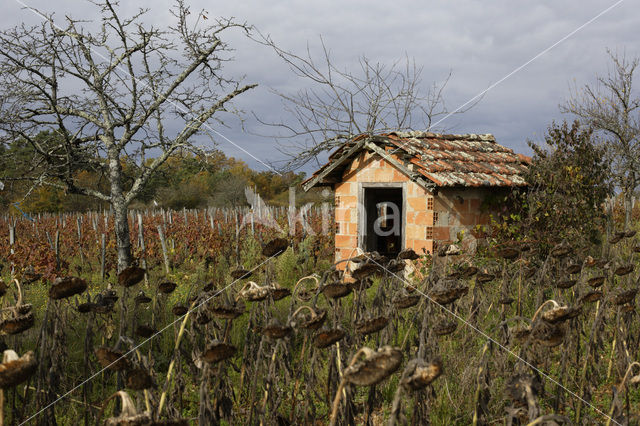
xmin=302 ymin=131 xmax=530 ymax=190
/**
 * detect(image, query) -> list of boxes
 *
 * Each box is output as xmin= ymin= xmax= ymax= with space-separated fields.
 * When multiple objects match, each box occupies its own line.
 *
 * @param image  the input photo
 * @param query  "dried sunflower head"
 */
xmin=531 ymin=321 xmax=565 ymax=347
xmin=343 ymin=346 xmax=403 ymax=386
xmin=210 ymin=303 xmax=245 ymax=320
xmin=158 ymin=281 xmax=177 ymax=294
xmin=587 ymin=276 xmax=606 ymax=288
xmin=355 ymin=316 xmax=389 ymax=336
xmin=261 ymin=319 xmax=292 ymax=339
xmin=262 ymin=237 xmax=289 ymax=257
xmin=322 ymin=282 xmax=352 ymax=299
xmin=295 ymin=308 xmax=327 ymax=331
xmin=237 ymin=281 xmax=272 ymax=302
xmin=401 ymin=358 xmax=442 ymax=391
xmin=126 ymin=368 xmax=155 ymax=390
xmin=0 ymin=311 xmax=34 ymax=335
xmin=429 ymin=279 xmax=468 ymax=305
xmin=202 ymin=341 xmax=236 ymax=364
xmin=49 ymin=276 xmax=87 ymax=299
xmin=117 ymin=266 xmax=145 ymax=287
xmin=614 ymin=264 xmax=634 ymax=276
xmin=95 ymin=347 xmax=130 ymax=371
xmin=393 ymin=294 xmax=421 ymax=310
xmin=0 ymin=350 xmax=37 ymax=388
xmin=172 ymin=304 xmax=188 ymax=316
xmin=556 ymin=278 xmax=577 ymax=289
xmin=579 ymin=290 xmax=603 ymax=304
xmin=314 ymin=328 xmax=346 ymax=349
xmin=549 ymin=242 xmax=573 ymax=258
xmin=271 ymin=284 xmax=291 ymax=301
xmin=613 ymin=289 xmax=638 ymax=306
xmin=135 ymin=325 xmax=156 ymax=338
xmin=433 ymin=320 xmax=457 ymax=336
xmin=541 ymin=306 xmax=581 ymax=324
xmin=134 ymin=291 xmax=152 ymax=304
xmin=497 ymin=245 xmax=520 ymax=260
xmin=230 ymin=268 xmax=252 ymax=280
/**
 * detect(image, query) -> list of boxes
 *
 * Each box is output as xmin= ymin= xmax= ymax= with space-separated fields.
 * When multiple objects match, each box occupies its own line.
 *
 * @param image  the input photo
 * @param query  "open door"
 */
xmin=362 ymin=187 xmax=403 ymax=257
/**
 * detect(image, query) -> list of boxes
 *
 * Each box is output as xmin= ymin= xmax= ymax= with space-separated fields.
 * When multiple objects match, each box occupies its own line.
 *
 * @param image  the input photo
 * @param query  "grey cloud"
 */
xmin=4 ymin=0 xmax=638 ymax=172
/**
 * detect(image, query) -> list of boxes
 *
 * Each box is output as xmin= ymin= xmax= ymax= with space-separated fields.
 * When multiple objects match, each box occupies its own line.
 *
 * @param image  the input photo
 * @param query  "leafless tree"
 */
xmin=0 ymin=0 xmax=256 ymax=271
xmin=255 ymin=36 xmax=474 ymax=171
xmin=562 ymin=49 xmax=640 ymax=227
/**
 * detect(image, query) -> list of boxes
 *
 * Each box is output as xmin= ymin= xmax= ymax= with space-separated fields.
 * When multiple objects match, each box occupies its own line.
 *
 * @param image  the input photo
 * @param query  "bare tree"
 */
xmin=255 ymin=36 xmax=473 ymax=171
xmin=562 ymin=49 xmax=640 ymax=227
xmin=0 ymin=1 xmax=256 ymax=271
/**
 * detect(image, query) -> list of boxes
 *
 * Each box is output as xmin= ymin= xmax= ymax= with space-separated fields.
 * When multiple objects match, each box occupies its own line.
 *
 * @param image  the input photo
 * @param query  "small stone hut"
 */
xmin=302 ymin=131 xmax=530 ymax=267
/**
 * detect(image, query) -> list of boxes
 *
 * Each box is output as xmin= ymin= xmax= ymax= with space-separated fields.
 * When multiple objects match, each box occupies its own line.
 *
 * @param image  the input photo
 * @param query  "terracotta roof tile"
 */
xmin=302 ymin=131 xmax=529 ymax=189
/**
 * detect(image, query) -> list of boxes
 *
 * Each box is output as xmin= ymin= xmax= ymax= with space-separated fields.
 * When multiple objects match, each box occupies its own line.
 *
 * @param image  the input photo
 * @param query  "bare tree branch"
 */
xmin=562 ymin=49 xmax=640 ymax=226
xmin=0 ymin=0 xmax=256 ymax=270
xmin=251 ymin=33 xmax=475 ymax=171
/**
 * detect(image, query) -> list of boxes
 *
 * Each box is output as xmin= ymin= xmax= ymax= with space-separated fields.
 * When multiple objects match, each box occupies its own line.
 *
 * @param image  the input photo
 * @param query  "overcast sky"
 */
xmin=3 ymin=0 xmax=639 ymax=173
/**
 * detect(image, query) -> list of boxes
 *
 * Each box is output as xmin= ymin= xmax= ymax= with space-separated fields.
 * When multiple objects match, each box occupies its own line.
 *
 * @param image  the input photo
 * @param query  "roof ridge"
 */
xmin=388 ymin=131 xmax=495 ymax=142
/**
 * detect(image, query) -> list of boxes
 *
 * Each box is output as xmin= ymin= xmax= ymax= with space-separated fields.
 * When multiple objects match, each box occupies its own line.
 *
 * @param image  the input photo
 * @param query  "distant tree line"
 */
xmin=0 ymin=132 xmax=318 ymax=213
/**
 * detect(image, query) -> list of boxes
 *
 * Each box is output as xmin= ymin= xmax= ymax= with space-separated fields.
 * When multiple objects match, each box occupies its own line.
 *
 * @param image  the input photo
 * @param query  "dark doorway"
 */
xmin=363 ymin=187 xmax=403 ymax=257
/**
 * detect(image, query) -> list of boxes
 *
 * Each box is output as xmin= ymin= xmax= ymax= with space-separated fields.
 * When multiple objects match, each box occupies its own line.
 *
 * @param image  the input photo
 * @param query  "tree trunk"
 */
xmin=113 ymin=198 xmax=132 ymax=273
xmin=109 ymin=150 xmax=133 ymax=273
xmin=624 ymin=190 xmax=632 ymax=229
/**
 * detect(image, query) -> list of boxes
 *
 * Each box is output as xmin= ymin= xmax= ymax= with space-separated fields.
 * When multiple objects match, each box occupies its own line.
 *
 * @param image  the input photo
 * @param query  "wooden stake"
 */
xmin=100 ymin=234 xmax=106 ymax=281
xmin=157 ymin=225 xmax=170 ymax=274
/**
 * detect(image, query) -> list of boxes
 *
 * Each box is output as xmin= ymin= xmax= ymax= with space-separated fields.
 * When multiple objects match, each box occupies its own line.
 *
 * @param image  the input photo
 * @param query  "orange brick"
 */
xmin=354 ymin=168 xmax=373 ymax=181
xmin=336 ymin=247 xmax=355 ymax=262
xmin=405 ymin=224 xmax=424 ymax=240
xmin=340 ymin=195 xmax=357 ymax=208
xmin=335 ymin=249 xmax=350 ymax=270
xmin=417 ymin=188 xmax=430 ymax=199
xmin=433 ymin=226 xmax=449 ymax=240
xmin=412 ymin=239 xmax=432 ymax=255
xmin=374 ymin=168 xmax=394 ymax=181
xmin=342 ymin=247 xmax=358 ymax=258
xmin=335 ymin=182 xmax=353 ymax=195
xmin=407 ymin=197 xmax=426 ymax=211
xmin=335 ymin=208 xmax=351 ymax=222
xmin=335 ymin=235 xmax=357 ymax=248
xmin=414 ymin=211 xmax=434 ymax=225
xmin=347 ymin=222 xmax=358 ymax=234
xmin=392 ymin=169 xmax=407 ymax=181
xmin=405 ymin=239 xmax=414 ymax=250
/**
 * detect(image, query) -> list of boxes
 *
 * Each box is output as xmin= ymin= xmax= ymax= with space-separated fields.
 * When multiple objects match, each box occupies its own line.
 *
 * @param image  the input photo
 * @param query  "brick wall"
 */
xmin=333 ymin=151 xmax=504 ymax=268
xmin=334 ymin=150 xmax=434 ymax=268
xmin=433 ymin=188 xmax=505 ymax=251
